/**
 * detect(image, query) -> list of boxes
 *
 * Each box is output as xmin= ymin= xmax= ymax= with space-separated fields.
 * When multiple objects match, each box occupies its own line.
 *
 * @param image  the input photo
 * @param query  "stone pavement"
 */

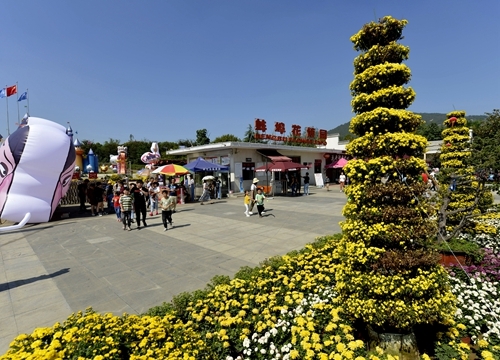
xmin=0 ymin=186 xmax=347 ymax=353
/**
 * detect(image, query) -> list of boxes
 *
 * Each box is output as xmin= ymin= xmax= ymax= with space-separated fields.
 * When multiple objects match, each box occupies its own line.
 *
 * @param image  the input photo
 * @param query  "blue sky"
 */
xmin=1 ymin=1 xmax=498 ymax=144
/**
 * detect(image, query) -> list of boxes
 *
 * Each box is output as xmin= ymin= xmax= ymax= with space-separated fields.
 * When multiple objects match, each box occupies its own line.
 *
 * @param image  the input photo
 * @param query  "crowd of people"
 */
xmin=76 ymin=175 xmax=226 ymax=231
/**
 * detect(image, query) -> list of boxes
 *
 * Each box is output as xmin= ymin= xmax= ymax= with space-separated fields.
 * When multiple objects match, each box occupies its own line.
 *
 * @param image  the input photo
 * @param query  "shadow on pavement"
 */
xmin=0 ymin=268 xmax=70 ymax=292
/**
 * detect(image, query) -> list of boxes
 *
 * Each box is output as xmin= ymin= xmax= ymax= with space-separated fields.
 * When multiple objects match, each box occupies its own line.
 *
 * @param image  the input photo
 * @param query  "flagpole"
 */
xmin=16 ymin=82 xmax=19 ymax=125
xmin=5 ymin=85 xmax=10 ymax=136
xmin=27 ymin=88 xmax=30 ymax=114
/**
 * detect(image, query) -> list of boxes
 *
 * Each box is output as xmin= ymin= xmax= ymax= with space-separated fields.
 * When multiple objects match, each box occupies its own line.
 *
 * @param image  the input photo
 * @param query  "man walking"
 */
xmin=303 ymin=172 xmax=310 ymax=196
xmin=131 ymin=180 xmax=148 ymax=229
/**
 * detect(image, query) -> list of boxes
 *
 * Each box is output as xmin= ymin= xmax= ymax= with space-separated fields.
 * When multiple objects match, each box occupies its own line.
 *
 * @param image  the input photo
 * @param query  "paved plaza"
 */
xmin=0 ymin=187 xmax=347 ymax=353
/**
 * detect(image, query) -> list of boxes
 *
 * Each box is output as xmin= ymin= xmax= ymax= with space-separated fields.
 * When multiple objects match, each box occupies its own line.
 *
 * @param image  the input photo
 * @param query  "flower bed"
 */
xmin=4 ymin=229 xmax=500 ymax=359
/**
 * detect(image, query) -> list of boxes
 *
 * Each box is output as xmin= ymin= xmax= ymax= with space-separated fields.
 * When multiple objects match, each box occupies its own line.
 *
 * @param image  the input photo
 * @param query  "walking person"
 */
xmin=325 ymin=175 xmax=330 ymax=191
xmin=244 ymin=190 xmax=251 ymax=217
xmin=106 ymin=183 xmax=114 ymax=214
xmin=94 ymin=182 xmax=105 ymax=216
xmin=248 ymin=178 xmax=259 ymax=214
xmin=131 ymin=180 xmax=148 ymax=229
xmin=119 ymin=189 xmax=133 ymax=231
xmin=255 ymin=188 xmax=266 ymax=218
xmin=188 ymin=175 xmax=195 ymax=202
xmin=77 ymin=179 xmax=89 ymax=213
xmin=215 ymin=177 xmax=222 ymax=200
xmin=149 ymin=181 xmax=160 ymax=216
xmin=302 ymin=172 xmax=310 ymax=195
xmin=160 ymin=190 xmax=176 ymax=231
xmin=87 ymin=182 xmax=97 ymax=216
xmin=169 ymin=178 xmax=178 ymax=212
xmin=339 ymin=171 xmax=346 ymax=192
xmin=112 ymin=191 xmax=122 ymax=222
xmin=290 ymin=176 xmax=298 ymax=196
xmin=199 ymin=180 xmax=211 ymax=205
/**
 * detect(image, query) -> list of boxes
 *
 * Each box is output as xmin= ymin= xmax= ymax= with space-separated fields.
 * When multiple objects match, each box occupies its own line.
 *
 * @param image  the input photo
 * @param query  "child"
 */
xmin=244 ymin=190 xmax=251 ymax=217
xmin=160 ymin=190 xmax=176 ymax=231
xmin=149 ymin=181 xmax=159 ymax=216
xmin=255 ymin=188 xmax=266 ymax=218
xmin=119 ymin=189 xmax=133 ymax=231
xmin=112 ymin=191 xmax=121 ymax=221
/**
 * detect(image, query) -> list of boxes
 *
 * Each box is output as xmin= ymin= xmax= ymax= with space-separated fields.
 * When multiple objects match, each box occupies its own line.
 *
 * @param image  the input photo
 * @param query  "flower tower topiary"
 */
xmin=439 ymin=111 xmax=494 ymax=234
xmin=334 ymin=16 xmax=456 ymax=343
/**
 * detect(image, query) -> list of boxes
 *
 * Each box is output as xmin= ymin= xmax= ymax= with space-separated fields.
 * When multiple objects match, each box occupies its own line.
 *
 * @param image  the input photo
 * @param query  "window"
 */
xmin=314 ymin=159 xmax=322 ymax=173
xmin=242 ymin=162 xmax=255 ymax=180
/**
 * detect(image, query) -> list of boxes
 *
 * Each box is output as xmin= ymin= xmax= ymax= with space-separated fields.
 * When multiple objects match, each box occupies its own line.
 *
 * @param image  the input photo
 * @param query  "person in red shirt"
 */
xmin=112 ymin=191 xmax=121 ymax=221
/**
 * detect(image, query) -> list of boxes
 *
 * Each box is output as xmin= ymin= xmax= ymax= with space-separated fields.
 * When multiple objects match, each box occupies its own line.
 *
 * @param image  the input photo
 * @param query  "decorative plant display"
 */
xmin=335 ymin=16 xmax=456 ymax=343
xmin=437 ymin=111 xmax=493 ymax=238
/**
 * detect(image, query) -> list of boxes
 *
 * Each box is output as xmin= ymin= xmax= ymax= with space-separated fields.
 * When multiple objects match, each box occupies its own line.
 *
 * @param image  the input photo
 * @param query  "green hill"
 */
xmin=328 ymin=112 xmax=487 ymax=139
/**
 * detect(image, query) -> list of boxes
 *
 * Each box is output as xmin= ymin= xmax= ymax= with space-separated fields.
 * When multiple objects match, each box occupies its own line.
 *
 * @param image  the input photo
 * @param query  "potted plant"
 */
xmin=435 ymin=237 xmax=484 ymax=266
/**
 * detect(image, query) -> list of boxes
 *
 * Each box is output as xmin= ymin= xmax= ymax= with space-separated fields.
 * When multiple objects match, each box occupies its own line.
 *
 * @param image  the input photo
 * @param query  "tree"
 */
xmin=416 ymin=121 xmax=443 ymax=141
xmin=242 ymin=124 xmax=257 ymax=142
xmin=335 ymin=16 xmax=455 ymax=343
xmin=212 ymin=134 xmax=241 ymax=143
xmin=177 ymin=139 xmax=196 ymax=148
xmin=471 ymin=109 xmax=500 ymax=180
xmin=121 ymin=140 xmax=151 ymax=165
xmin=96 ymin=138 xmax=121 ymax=163
xmin=195 ymin=129 xmax=210 ymax=146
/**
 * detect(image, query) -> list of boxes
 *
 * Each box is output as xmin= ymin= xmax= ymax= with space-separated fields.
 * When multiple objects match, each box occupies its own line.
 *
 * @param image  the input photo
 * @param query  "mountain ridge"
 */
xmin=328 ymin=112 xmax=488 ymax=139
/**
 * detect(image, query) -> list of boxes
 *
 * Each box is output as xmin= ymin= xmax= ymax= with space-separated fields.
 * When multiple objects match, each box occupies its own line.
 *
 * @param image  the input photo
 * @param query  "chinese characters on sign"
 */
xmin=253 ymin=118 xmax=327 ymax=145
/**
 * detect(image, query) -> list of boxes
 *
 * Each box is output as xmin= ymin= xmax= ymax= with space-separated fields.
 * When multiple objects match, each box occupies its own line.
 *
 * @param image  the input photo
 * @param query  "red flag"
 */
xmin=6 ymin=85 xmax=17 ymax=97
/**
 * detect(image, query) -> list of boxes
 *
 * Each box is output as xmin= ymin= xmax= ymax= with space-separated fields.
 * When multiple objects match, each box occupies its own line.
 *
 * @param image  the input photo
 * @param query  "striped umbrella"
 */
xmin=152 ymin=164 xmax=191 ymax=176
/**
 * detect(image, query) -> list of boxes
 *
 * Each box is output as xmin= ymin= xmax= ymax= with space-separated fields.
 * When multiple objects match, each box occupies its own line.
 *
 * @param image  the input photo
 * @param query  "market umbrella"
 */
xmin=152 ymin=164 xmax=191 ymax=176
xmin=325 ymin=158 xmax=348 ymax=169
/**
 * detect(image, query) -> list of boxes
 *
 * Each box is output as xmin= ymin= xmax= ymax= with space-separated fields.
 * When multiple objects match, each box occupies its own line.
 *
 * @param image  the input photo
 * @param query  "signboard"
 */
xmin=221 ymin=156 xmax=230 ymax=166
xmin=254 ymin=118 xmax=327 ymax=145
xmin=234 ymin=162 xmax=242 ymax=178
xmin=314 ymin=173 xmax=324 ymax=188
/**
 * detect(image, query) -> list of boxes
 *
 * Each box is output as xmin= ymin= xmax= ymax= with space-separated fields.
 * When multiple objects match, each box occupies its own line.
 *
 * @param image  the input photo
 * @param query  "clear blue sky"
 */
xmin=1 ymin=1 xmax=498 ymax=144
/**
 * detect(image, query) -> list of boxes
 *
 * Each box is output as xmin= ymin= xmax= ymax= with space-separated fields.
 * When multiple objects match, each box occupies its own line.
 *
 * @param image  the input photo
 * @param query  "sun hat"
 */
xmin=252 ymin=178 xmax=259 ymax=183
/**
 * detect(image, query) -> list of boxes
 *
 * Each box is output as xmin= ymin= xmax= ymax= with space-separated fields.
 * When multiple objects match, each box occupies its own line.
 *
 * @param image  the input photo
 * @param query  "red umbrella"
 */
xmin=325 ymin=158 xmax=348 ymax=169
xmin=255 ymin=161 xmax=309 ymax=172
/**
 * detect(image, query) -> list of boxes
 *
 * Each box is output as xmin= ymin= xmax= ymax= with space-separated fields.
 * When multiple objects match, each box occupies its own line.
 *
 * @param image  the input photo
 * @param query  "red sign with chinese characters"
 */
xmin=253 ymin=118 xmax=327 ymax=145
xmin=254 ymin=118 xmax=267 ymax=132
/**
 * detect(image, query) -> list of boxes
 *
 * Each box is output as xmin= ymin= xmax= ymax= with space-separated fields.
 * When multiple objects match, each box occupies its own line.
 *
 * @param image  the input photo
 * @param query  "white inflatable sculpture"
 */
xmin=0 ymin=117 xmax=76 ymax=230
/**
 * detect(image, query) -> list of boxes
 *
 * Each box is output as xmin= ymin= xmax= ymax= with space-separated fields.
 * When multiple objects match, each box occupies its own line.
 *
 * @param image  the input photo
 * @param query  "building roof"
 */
xmin=165 ymin=141 xmax=345 ymax=156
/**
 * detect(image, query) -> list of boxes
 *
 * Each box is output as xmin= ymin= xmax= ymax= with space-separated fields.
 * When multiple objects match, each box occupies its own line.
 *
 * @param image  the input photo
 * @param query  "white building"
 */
xmin=166 ymin=134 xmax=349 ymax=196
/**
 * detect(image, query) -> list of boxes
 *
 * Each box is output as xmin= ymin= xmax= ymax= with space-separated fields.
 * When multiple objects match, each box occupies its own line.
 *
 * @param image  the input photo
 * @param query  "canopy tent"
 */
xmin=184 ymin=157 xmax=229 ymax=199
xmin=184 ymin=157 xmax=229 ymax=172
xmin=325 ymin=158 xmax=348 ymax=169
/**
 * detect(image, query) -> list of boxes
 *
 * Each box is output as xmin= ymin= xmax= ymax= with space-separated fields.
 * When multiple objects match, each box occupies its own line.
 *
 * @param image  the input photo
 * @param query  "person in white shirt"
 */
xmin=149 ymin=181 xmax=160 ymax=216
xmin=339 ymin=172 xmax=346 ymax=192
